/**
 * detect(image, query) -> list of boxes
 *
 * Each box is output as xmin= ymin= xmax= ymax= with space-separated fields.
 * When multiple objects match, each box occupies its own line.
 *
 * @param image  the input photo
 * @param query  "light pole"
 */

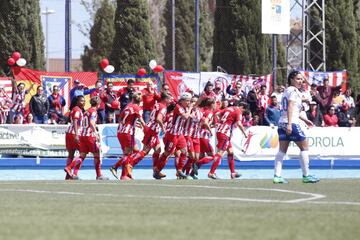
xmin=42 ymin=7 xmax=55 ymax=72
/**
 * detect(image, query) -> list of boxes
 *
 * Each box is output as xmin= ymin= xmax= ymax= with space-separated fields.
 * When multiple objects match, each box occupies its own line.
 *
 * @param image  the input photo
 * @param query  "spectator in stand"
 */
xmin=101 ymin=82 xmax=118 ymax=123
xmin=69 ymin=79 xmax=96 ymax=103
xmin=343 ymin=88 xmax=355 ymax=117
xmin=0 ymin=85 xmax=12 ymax=124
xmin=246 ymin=85 xmax=260 ymax=117
xmin=226 ymin=80 xmax=245 ymax=103
xmin=252 ymin=114 xmax=260 ymax=126
xmin=24 ymin=113 xmax=34 ymax=124
xmin=323 ymin=105 xmax=339 ymax=127
xmin=213 ymin=80 xmax=225 ymax=110
xmin=309 ymin=83 xmax=322 ymax=106
xmin=118 ymin=79 xmax=135 ymax=112
xmin=271 ymin=85 xmax=285 ymax=110
xmin=306 ymin=101 xmax=324 ymax=127
xmin=242 ymin=110 xmax=253 ymax=129
xmin=30 ymin=86 xmax=50 ymax=124
xmin=355 ymin=94 xmax=360 ymax=127
xmin=161 ymin=83 xmax=171 ymax=95
xmin=337 ymin=103 xmax=356 ymax=127
xmin=264 ymin=95 xmax=280 ymax=126
xmin=257 ymin=85 xmax=269 ymax=125
xmin=317 ymin=77 xmax=343 ymax=113
xmin=48 ymin=85 xmax=66 ymax=123
xmin=142 ymin=81 xmax=160 ymax=123
xmin=91 ymin=80 xmax=106 ymax=124
xmin=331 ymin=89 xmax=345 ymax=110
xmin=8 ymin=80 xmax=33 ymax=124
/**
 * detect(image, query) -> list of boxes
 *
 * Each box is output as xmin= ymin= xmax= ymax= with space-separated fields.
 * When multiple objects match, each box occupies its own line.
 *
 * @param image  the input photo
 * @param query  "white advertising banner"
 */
xmin=0 ymin=124 xmax=68 ymax=157
xmin=262 ymin=0 xmax=290 ymax=34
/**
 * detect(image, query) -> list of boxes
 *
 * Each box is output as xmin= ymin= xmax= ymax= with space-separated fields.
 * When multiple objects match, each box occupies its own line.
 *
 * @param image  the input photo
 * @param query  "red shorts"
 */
xmin=216 ymin=132 xmax=232 ymax=151
xmin=200 ymin=138 xmax=213 ymax=154
xmin=142 ymin=129 xmax=160 ymax=148
xmin=79 ymin=136 xmax=99 ymax=154
xmin=192 ymin=138 xmax=200 ymax=153
xmin=65 ymin=133 xmax=80 ymax=151
xmin=163 ymin=133 xmax=186 ymax=153
xmin=117 ymin=132 xmax=135 ymax=151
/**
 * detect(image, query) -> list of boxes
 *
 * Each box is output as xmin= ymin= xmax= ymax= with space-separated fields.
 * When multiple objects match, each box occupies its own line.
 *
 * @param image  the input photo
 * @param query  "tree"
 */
xmin=110 ymin=0 xmax=155 ymax=74
xmin=326 ymin=0 xmax=358 ymax=92
xmin=0 ymin=0 xmax=45 ymax=73
xmin=352 ymin=0 xmax=360 ymax=95
xmin=199 ymin=0 xmax=214 ymax=71
xmin=81 ymin=0 xmax=115 ymax=71
xmin=212 ymin=0 xmax=273 ymax=75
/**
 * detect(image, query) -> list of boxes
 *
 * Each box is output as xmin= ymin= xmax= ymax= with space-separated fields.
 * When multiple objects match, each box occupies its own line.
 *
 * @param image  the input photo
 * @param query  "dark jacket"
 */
xmin=30 ymin=94 xmax=49 ymax=117
xmin=306 ymin=109 xmax=323 ymax=127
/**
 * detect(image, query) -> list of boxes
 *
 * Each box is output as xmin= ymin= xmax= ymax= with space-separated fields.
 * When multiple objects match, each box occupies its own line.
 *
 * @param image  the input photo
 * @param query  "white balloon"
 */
xmin=104 ymin=65 xmax=115 ymax=73
xmin=16 ymin=58 xmax=26 ymax=67
xmin=149 ymin=59 xmax=157 ymax=70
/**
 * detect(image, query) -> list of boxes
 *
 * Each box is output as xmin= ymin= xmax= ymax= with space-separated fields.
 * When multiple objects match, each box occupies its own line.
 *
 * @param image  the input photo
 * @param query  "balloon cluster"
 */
xmin=136 ymin=59 xmax=164 ymax=77
xmin=99 ymin=58 xmax=114 ymax=73
xmin=7 ymin=52 xmax=27 ymax=67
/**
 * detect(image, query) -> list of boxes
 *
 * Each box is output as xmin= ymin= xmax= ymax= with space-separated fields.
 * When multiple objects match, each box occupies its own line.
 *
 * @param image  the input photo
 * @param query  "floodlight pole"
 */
xmin=65 ymin=0 xmax=71 ymax=72
xmin=42 ymin=7 xmax=55 ymax=72
xmin=171 ymin=0 xmax=175 ymax=70
xmin=194 ymin=0 xmax=200 ymax=72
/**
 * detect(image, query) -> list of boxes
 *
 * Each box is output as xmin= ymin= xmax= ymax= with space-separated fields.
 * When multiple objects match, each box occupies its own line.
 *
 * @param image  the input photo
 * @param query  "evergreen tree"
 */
xmin=110 ymin=0 xmax=155 ymax=74
xmin=163 ymin=1 xmax=195 ymax=71
xmin=212 ymin=0 xmax=273 ymax=75
xmin=0 ymin=0 xmax=44 ymax=73
xmin=81 ymin=0 xmax=115 ymax=71
xmin=326 ymin=0 xmax=358 ymax=93
xmin=149 ymin=0 xmax=166 ymax=65
xmin=352 ymin=0 xmax=360 ymax=95
xmin=199 ymin=0 xmax=214 ymax=71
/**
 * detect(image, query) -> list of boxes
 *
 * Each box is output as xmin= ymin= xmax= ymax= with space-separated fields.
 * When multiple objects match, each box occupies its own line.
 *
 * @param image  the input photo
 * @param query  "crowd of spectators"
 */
xmin=0 ymin=77 xmax=360 ymax=128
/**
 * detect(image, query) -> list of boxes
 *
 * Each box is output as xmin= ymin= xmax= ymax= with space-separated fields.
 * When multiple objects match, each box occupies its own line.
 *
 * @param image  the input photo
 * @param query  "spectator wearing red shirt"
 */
xmin=323 ymin=105 xmax=339 ymax=127
xmin=91 ymin=80 xmax=106 ymax=124
xmin=142 ymin=81 xmax=160 ymax=123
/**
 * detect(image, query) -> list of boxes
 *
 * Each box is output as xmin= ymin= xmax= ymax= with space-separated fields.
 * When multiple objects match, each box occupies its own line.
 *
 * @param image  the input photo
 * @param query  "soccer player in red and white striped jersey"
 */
xmin=208 ymin=101 xmax=248 ymax=179
xmin=183 ymin=95 xmax=203 ymax=178
xmin=125 ymin=92 xmax=173 ymax=178
xmin=68 ymin=97 xmax=109 ymax=180
xmin=110 ymin=91 xmax=145 ymax=180
xmin=64 ymin=95 xmax=85 ymax=180
xmin=192 ymin=98 xmax=216 ymax=177
xmin=155 ymin=92 xmax=192 ymax=179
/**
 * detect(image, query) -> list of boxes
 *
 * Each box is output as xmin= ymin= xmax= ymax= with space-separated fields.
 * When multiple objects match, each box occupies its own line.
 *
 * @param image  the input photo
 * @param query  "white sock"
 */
xmin=300 ymin=150 xmax=310 ymax=176
xmin=274 ymin=151 xmax=286 ymax=177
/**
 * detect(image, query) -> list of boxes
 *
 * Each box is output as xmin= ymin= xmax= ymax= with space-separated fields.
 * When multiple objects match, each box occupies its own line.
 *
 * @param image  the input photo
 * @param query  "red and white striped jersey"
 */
xmin=147 ymin=102 xmax=167 ymax=133
xmin=164 ymin=112 xmax=174 ymax=133
xmin=117 ymin=103 xmax=142 ymax=135
xmin=183 ymin=108 xmax=202 ymax=138
xmin=11 ymin=90 xmax=27 ymax=113
xmin=259 ymin=93 xmax=269 ymax=110
xmin=81 ymin=107 xmax=97 ymax=137
xmin=169 ymin=104 xmax=188 ymax=136
xmin=217 ymin=106 xmax=242 ymax=137
xmin=200 ymin=108 xmax=214 ymax=139
xmin=66 ymin=106 xmax=84 ymax=135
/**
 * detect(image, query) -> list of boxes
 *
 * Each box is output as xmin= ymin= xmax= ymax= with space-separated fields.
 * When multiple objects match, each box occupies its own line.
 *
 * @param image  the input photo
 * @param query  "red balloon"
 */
xmin=153 ymin=65 xmax=164 ymax=73
xmin=7 ymin=58 xmax=16 ymax=66
xmin=111 ymin=100 xmax=120 ymax=109
xmin=137 ymin=68 xmax=147 ymax=76
xmin=12 ymin=52 xmax=21 ymax=61
xmin=100 ymin=58 xmax=109 ymax=69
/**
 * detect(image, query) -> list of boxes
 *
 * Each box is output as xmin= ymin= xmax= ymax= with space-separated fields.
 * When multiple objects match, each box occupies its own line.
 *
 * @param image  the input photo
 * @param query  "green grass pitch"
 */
xmin=0 ymin=179 xmax=359 ymax=240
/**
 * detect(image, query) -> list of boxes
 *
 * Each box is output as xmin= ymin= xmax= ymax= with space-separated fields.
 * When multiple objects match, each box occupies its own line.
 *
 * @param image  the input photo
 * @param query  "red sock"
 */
xmin=228 ymin=153 xmax=235 ymax=173
xmin=177 ymin=153 xmax=187 ymax=171
xmin=197 ymin=155 xmax=214 ymax=168
xmin=114 ymin=155 xmax=127 ymax=169
xmin=131 ymin=151 xmax=145 ymax=167
xmin=73 ymin=157 xmax=84 ymax=176
xmin=184 ymin=157 xmax=195 ymax=175
xmin=152 ymin=152 xmax=160 ymax=170
xmin=156 ymin=153 xmax=168 ymax=172
xmin=66 ymin=157 xmax=72 ymax=167
xmin=94 ymin=156 xmax=101 ymax=177
xmin=210 ymin=153 xmax=222 ymax=174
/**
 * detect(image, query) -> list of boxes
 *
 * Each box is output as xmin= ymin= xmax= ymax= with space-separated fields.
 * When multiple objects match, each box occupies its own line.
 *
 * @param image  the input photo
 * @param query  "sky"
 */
xmin=40 ymin=0 xmax=91 ymax=59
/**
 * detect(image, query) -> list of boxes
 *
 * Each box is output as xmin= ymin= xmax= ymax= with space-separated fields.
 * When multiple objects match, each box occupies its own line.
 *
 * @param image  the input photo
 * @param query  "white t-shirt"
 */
xmin=279 ymin=86 xmax=303 ymax=124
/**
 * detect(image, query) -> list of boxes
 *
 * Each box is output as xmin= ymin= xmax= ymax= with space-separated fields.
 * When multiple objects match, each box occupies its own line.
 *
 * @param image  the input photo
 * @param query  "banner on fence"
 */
xmin=102 ymin=74 xmax=160 ymax=92
xmin=164 ymin=71 xmax=273 ymax=100
xmin=301 ymin=70 xmax=347 ymax=92
xmin=0 ymin=124 xmax=68 ymax=157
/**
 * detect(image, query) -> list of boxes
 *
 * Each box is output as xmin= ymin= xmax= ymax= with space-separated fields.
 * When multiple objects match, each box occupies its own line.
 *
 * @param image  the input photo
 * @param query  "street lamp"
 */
xmin=42 ymin=7 xmax=55 ymax=72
